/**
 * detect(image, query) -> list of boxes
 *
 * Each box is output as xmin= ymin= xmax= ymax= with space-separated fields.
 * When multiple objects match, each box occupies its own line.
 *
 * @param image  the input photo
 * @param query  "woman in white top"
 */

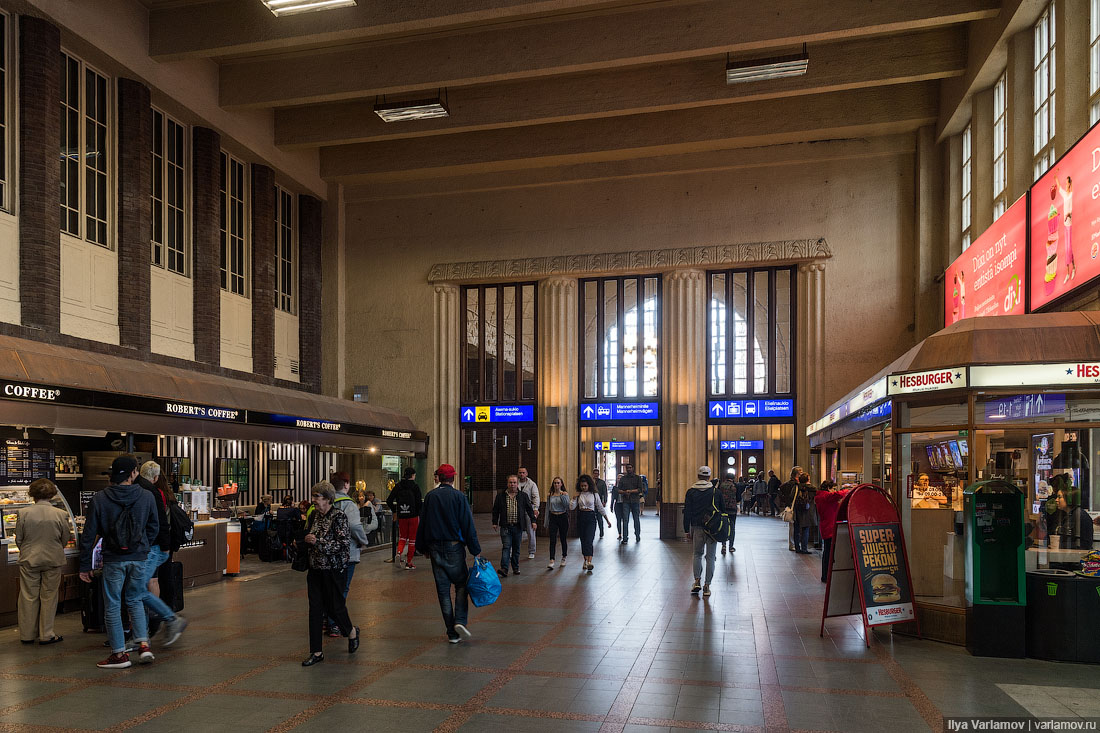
xmin=546 ymin=477 xmax=570 ymax=569
xmin=570 ymin=475 xmax=612 ymax=574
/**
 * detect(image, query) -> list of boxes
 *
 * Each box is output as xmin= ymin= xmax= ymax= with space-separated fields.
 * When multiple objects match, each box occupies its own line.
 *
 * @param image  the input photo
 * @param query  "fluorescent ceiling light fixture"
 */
xmin=726 ymin=46 xmax=808 ymax=84
xmin=374 ymin=94 xmax=450 ymax=123
xmin=263 ymin=0 xmax=356 ymax=17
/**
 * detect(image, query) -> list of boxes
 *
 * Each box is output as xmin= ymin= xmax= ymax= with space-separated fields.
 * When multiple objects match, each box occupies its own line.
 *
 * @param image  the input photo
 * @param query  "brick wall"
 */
xmin=299 ymin=195 xmax=323 ymax=393
xmin=18 ymin=17 xmax=61 ymax=332
xmin=192 ymin=126 xmax=221 ymax=365
xmin=117 ymin=78 xmax=152 ymax=351
xmin=250 ymin=164 xmax=276 ymax=379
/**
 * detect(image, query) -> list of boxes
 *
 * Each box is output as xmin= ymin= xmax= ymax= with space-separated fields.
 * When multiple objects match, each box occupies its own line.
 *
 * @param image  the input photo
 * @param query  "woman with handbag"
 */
xmin=792 ymin=475 xmax=817 ymax=554
xmin=570 ymin=475 xmax=611 ymax=574
xmin=300 ymin=481 xmax=359 ymax=666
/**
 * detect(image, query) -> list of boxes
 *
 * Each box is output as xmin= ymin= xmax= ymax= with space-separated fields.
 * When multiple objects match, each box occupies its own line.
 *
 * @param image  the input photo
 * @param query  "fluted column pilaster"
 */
xmin=432 ymin=284 xmax=461 ymax=475
xmin=660 ymin=269 xmax=707 ymax=538
xmin=537 ymin=277 xmax=579 ymax=486
xmin=797 ymin=262 xmax=825 ymax=476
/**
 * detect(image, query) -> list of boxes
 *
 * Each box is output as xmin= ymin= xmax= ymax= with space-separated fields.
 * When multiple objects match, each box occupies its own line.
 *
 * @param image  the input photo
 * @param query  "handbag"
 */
xmin=291 ymin=541 xmax=309 ymax=572
xmin=467 ymin=557 xmax=502 ymax=607
xmin=780 ymin=506 xmax=794 ymax=523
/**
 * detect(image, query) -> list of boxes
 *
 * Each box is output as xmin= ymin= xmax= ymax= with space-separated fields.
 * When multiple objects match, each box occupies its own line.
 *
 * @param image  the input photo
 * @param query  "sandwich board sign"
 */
xmin=821 ymin=484 xmax=919 ymax=646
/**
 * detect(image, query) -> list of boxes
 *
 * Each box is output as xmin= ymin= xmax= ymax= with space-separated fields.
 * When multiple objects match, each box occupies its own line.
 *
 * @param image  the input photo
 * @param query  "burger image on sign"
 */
xmin=871 ymin=574 xmax=901 ymax=603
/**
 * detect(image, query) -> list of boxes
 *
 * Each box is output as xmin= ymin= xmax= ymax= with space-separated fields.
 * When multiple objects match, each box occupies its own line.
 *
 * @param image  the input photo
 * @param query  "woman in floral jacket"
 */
xmin=302 ymin=480 xmax=359 ymax=666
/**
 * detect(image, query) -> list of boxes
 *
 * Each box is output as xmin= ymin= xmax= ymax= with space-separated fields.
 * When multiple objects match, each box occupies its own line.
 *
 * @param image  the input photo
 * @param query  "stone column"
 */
xmin=431 ymin=284 xmax=461 ymax=474
xmin=1055 ymin=0 xmax=1089 ymax=158
xmin=191 ymin=127 xmax=222 ymax=366
xmin=914 ymin=125 xmax=943 ymax=340
xmin=320 ymin=182 xmax=345 ymax=397
xmin=299 ymin=195 xmax=323 ymax=393
xmin=116 ymin=78 xmax=152 ymax=352
xmin=537 ymin=277 xmax=579 ymax=484
xmin=659 ymin=269 xmax=706 ymax=539
xmin=1006 ymin=30 xmax=1034 ymax=203
xmin=796 ymin=263 xmax=825 ymax=472
xmin=971 ymin=89 xmax=994 ymax=237
xmin=250 ymin=164 xmax=276 ymax=379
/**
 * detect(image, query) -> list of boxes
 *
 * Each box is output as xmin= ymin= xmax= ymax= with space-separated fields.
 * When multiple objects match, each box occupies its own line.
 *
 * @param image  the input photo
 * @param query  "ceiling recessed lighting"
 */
xmin=726 ymin=46 xmax=809 ymax=85
xmin=262 ymin=0 xmax=356 ymax=17
xmin=374 ymin=94 xmax=449 ymax=123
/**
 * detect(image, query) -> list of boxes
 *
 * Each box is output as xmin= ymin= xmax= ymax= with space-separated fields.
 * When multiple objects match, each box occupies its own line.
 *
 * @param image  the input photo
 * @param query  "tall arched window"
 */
xmin=581 ymin=276 xmax=660 ymax=400
xmin=708 ymin=268 xmax=793 ymax=397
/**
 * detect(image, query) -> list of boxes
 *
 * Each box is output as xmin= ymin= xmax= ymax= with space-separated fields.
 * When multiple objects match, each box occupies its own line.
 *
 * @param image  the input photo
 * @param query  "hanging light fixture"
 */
xmin=374 ymin=91 xmax=450 ymax=122
xmin=262 ymin=0 xmax=356 ymax=17
xmin=726 ymin=45 xmax=809 ymax=85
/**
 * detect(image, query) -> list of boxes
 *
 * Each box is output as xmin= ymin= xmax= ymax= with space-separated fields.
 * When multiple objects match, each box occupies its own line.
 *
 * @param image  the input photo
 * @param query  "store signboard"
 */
xmin=944 ymin=195 xmax=1027 ymax=327
xmin=1029 ymin=121 xmax=1100 ymax=310
xmin=708 ymin=398 xmax=795 ymax=420
xmin=720 ymin=440 xmax=764 ymax=450
xmin=460 ymin=404 xmax=536 ymax=424
xmin=983 ymin=393 xmax=1066 ymax=421
xmin=971 ymin=363 xmax=1100 ymax=388
xmin=579 ymin=402 xmax=659 ymax=422
xmin=808 ymin=378 xmax=888 ymax=436
xmin=887 ymin=368 xmax=967 ymax=395
xmin=594 ymin=441 xmax=635 ymax=451
xmin=851 ymin=522 xmax=916 ymax=626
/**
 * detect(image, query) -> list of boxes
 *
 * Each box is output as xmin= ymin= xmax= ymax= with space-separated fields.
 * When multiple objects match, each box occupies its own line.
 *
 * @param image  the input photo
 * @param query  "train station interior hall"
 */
xmin=0 ymin=0 xmax=1098 ymax=731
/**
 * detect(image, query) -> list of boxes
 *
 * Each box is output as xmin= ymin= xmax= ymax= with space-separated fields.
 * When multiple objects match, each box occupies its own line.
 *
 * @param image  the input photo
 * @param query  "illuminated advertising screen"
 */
xmin=944 ymin=195 xmax=1026 ymax=327
xmin=1030 ymin=122 xmax=1100 ymax=310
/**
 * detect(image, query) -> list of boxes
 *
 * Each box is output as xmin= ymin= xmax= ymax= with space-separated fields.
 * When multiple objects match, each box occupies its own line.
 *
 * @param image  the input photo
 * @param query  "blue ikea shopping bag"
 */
xmin=467 ymin=557 xmax=501 ymax=607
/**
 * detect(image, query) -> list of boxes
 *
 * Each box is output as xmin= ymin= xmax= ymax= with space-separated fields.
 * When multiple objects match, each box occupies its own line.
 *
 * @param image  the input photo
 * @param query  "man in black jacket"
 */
xmin=491 ymin=475 xmax=537 ymax=577
xmin=415 ymin=464 xmax=481 ymax=644
xmin=592 ymin=468 xmax=608 ymax=538
xmin=683 ymin=466 xmax=723 ymax=598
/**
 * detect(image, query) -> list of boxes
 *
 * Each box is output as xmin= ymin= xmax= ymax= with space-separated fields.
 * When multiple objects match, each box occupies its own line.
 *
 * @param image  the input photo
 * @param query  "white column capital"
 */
xmin=798 ymin=262 xmax=826 ymax=274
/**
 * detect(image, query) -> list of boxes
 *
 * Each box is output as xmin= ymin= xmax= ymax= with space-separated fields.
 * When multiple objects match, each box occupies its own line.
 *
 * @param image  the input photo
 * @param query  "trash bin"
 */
xmin=1076 ymin=574 xmax=1100 ymax=663
xmin=1025 ymin=569 xmax=1078 ymax=662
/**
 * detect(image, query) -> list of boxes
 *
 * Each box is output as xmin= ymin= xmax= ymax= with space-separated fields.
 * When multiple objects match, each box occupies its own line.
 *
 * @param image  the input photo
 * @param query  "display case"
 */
xmin=0 ymin=487 xmax=80 ymax=563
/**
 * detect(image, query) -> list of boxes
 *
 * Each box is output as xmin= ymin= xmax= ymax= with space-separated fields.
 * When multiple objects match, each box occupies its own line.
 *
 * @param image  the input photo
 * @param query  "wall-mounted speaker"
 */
xmin=546 ymin=407 xmax=559 ymax=425
xmin=676 ymin=404 xmax=689 ymax=424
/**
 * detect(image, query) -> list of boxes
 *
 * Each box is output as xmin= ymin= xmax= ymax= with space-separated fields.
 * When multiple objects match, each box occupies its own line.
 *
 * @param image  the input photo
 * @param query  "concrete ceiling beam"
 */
xmin=219 ymin=0 xmax=997 ymax=109
xmin=149 ymin=0 xmax=667 ymax=61
xmin=319 ymin=82 xmax=939 ymax=182
xmin=274 ymin=27 xmax=965 ymax=148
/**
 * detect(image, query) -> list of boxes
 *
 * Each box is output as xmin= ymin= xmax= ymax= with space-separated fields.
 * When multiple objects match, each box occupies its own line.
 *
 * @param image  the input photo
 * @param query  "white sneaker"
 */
xmin=454 ymin=624 xmax=472 ymax=639
xmin=560 ymin=557 xmax=566 ymax=566
xmin=528 ymin=553 xmax=535 ymax=560
xmin=547 ymin=559 xmax=555 ymax=568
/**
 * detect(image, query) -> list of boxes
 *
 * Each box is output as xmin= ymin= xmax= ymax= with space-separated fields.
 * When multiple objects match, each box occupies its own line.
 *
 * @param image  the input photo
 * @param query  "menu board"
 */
xmin=1030 ymin=121 xmax=1100 ymax=310
xmin=945 ymin=195 xmax=1027 ymax=327
xmin=851 ymin=522 xmax=915 ymax=626
xmin=0 ymin=439 xmax=55 ymax=487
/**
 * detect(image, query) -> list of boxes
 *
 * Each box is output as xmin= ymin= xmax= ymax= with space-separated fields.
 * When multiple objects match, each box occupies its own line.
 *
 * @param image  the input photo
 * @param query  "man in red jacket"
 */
xmin=814 ymin=480 xmax=849 ymax=583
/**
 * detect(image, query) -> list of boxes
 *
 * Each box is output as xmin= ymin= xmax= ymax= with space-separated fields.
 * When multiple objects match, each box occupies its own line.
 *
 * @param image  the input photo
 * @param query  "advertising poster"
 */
xmin=945 ymin=195 xmax=1027 ymax=327
xmin=851 ymin=522 xmax=915 ymax=626
xmin=1030 ymin=122 xmax=1100 ymax=310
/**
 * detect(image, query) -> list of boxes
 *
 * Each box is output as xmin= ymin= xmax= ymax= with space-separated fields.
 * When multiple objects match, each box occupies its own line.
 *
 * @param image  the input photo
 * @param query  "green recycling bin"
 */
xmin=964 ymin=480 xmax=1026 ymax=657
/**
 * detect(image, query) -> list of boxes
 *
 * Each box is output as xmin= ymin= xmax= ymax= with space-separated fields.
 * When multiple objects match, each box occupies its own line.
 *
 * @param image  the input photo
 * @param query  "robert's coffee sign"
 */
xmin=164 ymin=403 xmax=242 ymax=421
xmin=851 ymin=523 xmax=915 ymax=626
xmin=888 ymin=368 xmax=968 ymax=395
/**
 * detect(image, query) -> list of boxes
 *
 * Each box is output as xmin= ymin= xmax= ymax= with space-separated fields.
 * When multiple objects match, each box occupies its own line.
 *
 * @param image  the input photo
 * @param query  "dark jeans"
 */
xmin=500 ymin=524 xmax=523 ymax=571
xmin=769 ymin=494 xmax=780 ymax=515
xmin=624 ymin=502 xmax=640 ymax=538
xmin=325 ymin=561 xmax=357 ymax=627
xmin=821 ymin=537 xmax=832 ymax=582
xmin=307 ymin=568 xmax=354 ymax=653
xmin=548 ymin=513 xmax=569 ymax=559
xmin=725 ymin=510 xmax=737 ymax=549
xmin=598 ymin=501 xmax=606 ymax=537
xmin=577 ymin=511 xmax=597 ymax=556
xmin=614 ymin=503 xmax=625 ymax=536
xmin=429 ymin=543 xmax=469 ymax=634
xmin=793 ymin=520 xmax=810 ymax=552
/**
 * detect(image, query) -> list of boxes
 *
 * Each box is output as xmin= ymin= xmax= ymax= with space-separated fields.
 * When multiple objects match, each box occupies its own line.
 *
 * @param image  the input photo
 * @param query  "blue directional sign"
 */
xmin=720 ymin=440 xmax=764 ymax=450
xmin=459 ymin=404 xmax=536 ymax=423
xmin=580 ymin=401 xmax=660 ymax=422
xmin=708 ymin=398 xmax=794 ymax=421
xmin=655 ymin=441 xmax=661 ymax=451
xmin=593 ymin=441 xmax=635 ymax=451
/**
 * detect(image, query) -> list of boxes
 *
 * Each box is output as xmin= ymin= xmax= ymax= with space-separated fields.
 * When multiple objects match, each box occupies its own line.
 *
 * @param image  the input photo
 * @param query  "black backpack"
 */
xmin=103 ymin=496 xmax=143 ymax=554
xmin=166 ymin=501 xmax=194 ymax=552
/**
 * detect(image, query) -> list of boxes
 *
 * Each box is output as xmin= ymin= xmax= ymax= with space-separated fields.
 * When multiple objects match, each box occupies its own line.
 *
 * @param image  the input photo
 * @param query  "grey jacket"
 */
xmin=335 ymin=491 xmax=370 ymax=562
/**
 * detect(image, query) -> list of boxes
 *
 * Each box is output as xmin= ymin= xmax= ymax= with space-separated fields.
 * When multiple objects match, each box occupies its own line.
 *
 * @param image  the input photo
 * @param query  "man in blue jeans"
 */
xmin=79 ymin=456 xmax=160 ymax=669
xmin=491 ymin=475 xmax=536 ymax=577
xmin=617 ymin=463 xmax=644 ymax=543
xmin=136 ymin=463 xmax=187 ymax=645
xmin=415 ymin=464 xmax=482 ymax=643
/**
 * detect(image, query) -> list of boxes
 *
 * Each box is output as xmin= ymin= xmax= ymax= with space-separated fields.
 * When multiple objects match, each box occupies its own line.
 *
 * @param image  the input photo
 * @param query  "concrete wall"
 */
xmin=338 ymin=145 xmax=919 ymax=435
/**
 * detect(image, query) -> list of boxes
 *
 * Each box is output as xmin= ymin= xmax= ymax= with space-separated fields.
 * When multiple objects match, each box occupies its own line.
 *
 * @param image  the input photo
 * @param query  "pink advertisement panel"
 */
xmin=944 ymin=195 xmax=1026 ymax=327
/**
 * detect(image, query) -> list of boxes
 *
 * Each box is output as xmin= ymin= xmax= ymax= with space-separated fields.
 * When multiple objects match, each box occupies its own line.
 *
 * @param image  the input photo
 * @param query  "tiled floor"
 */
xmin=1 ymin=513 xmax=1099 ymax=732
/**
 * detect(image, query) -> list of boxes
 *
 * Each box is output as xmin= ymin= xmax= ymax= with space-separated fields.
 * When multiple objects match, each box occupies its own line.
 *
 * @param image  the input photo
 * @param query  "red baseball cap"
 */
xmin=436 ymin=464 xmax=456 ymax=480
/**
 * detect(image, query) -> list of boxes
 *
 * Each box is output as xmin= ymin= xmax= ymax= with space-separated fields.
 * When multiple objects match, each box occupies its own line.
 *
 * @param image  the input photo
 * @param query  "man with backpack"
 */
xmin=134 ymin=462 xmax=187 ymax=646
xmin=683 ymin=466 xmax=725 ymax=598
xmin=78 ymin=456 xmax=161 ymax=669
xmin=716 ymin=474 xmax=738 ymax=555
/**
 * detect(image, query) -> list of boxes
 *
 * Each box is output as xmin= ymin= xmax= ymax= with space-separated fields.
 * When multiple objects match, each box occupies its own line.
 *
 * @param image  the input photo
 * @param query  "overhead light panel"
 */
xmin=726 ymin=45 xmax=808 ymax=85
xmin=263 ymin=0 xmax=356 ymax=17
xmin=374 ymin=92 xmax=450 ymax=123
